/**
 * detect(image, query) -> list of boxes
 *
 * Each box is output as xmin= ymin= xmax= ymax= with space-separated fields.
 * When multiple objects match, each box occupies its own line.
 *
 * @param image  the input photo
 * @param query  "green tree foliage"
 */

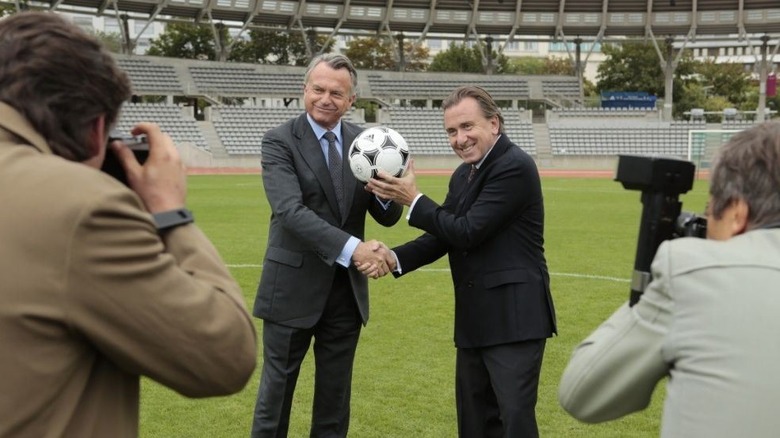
xmin=345 ymin=37 xmax=395 ymax=70
xmin=694 ymin=60 xmax=751 ymax=107
xmin=92 ymin=30 xmax=122 ymax=53
xmin=428 ymin=42 xmax=512 ymax=74
xmin=509 ymin=56 xmax=575 ymax=76
xmin=596 ymin=41 xmax=696 ymax=117
xmin=0 ymin=4 xmax=15 ymax=17
xmin=230 ymin=29 xmax=333 ymax=66
xmin=344 ymin=37 xmax=429 ymax=72
xmin=146 ymin=22 xmax=216 ymax=60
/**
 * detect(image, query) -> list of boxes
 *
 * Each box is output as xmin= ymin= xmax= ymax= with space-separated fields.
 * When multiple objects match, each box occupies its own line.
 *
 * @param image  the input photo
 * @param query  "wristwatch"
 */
xmin=152 ymin=208 xmax=194 ymax=232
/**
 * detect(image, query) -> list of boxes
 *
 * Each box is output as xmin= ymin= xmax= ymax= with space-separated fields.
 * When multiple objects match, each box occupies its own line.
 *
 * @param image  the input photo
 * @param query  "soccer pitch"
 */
xmin=139 ymin=173 xmax=709 ymax=437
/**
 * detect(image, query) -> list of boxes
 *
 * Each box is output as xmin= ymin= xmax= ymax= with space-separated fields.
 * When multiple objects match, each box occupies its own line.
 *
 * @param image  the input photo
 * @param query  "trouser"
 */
xmin=455 ymin=339 xmax=547 ymax=438
xmin=251 ymin=270 xmax=361 ymax=438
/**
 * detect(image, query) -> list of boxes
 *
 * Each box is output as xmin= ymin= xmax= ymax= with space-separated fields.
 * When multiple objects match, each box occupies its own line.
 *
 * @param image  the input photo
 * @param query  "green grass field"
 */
xmin=139 ymin=173 xmax=710 ymax=437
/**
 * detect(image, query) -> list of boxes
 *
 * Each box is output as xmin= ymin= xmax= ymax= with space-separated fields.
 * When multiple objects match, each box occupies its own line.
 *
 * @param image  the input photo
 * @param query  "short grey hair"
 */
xmin=303 ymin=53 xmax=358 ymax=96
xmin=709 ymin=120 xmax=780 ymax=228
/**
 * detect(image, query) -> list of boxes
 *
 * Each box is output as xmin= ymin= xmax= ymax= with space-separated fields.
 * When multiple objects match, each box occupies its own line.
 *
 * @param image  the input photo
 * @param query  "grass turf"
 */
xmin=139 ymin=173 xmax=709 ymax=437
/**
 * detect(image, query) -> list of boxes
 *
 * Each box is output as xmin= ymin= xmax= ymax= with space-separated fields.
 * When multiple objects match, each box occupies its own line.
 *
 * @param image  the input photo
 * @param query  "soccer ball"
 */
xmin=348 ymin=126 xmax=410 ymax=183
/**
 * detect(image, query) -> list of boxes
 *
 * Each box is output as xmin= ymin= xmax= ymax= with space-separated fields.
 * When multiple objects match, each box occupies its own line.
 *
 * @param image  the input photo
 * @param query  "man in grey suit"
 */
xmin=365 ymin=86 xmax=557 ymax=438
xmin=559 ymin=121 xmax=780 ymax=437
xmin=251 ymin=54 xmax=403 ymax=437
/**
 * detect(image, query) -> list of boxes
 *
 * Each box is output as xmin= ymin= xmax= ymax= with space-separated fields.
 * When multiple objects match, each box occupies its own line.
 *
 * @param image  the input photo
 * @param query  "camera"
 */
xmin=100 ymin=131 xmax=149 ymax=186
xmin=614 ymin=155 xmax=707 ymax=305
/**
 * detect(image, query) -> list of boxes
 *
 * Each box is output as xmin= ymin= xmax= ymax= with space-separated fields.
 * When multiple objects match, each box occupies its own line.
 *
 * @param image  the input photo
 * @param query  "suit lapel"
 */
xmin=454 ymin=135 xmax=512 ymax=215
xmin=339 ymin=123 xmax=360 ymax=219
xmin=293 ymin=115 xmax=342 ymax=219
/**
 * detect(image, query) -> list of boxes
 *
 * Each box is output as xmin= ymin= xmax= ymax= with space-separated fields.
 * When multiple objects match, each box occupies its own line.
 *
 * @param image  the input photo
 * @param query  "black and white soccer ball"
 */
xmin=348 ymin=126 xmax=410 ymax=183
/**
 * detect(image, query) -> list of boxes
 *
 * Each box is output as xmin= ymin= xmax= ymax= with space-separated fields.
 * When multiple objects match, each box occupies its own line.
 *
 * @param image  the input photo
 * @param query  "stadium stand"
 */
xmin=380 ymin=106 xmax=536 ymax=156
xmin=366 ymin=72 xmax=531 ymax=102
xmin=210 ymin=106 xmax=364 ymax=155
xmin=548 ymin=118 xmax=706 ymax=157
xmin=106 ymin=56 xmax=760 ymax=171
xmin=116 ymin=57 xmax=183 ymax=96
xmin=116 ymin=102 xmax=209 ymax=151
xmin=189 ymin=65 xmax=302 ymax=98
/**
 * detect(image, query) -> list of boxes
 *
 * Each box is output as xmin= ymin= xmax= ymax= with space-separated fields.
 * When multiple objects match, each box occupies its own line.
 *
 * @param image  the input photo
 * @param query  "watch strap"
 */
xmin=153 ymin=208 xmax=194 ymax=231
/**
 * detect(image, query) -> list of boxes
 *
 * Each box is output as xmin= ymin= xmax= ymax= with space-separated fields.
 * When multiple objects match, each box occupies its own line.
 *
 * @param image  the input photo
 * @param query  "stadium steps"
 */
xmin=532 ymin=123 xmax=553 ymax=167
xmin=198 ymin=122 xmax=229 ymax=159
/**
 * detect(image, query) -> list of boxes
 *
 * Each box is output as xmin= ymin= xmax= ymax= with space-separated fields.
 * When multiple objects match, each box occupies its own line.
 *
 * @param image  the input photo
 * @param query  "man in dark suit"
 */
xmin=251 ymin=54 xmax=403 ymax=437
xmin=365 ymin=86 xmax=557 ymax=437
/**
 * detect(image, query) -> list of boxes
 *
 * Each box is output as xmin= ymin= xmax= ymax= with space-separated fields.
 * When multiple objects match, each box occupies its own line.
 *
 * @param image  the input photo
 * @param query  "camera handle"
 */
xmin=629 ymin=191 xmax=683 ymax=306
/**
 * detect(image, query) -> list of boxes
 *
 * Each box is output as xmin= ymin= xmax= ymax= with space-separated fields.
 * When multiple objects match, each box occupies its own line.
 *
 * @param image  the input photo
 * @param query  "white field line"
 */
xmin=225 ymin=264 xmax=630 ymax=283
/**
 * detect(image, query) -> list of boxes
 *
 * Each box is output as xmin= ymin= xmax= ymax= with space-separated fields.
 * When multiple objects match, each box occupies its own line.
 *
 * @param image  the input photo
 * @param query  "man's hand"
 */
xmin=353 ymin=240 xmax=396 ymax=279
xmin=365 ymin=159 xmax=419 ymax=206
xmin=111 ymin=122 xmax=187 ymax=213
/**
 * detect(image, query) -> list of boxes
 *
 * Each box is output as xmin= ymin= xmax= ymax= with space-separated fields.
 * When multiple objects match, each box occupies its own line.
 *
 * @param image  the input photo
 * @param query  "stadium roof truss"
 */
xmin=6 ymin=0 xmax=779 ymax=119
xmin=6 ymin=0 xmax=780 ymax=45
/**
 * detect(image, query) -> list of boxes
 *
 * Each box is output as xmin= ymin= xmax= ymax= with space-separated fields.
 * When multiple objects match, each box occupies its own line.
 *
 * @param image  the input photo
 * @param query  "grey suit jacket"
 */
xmin=393 ymin=134 xmax=556 ymax=348
xmin=254 ymin=113 xmax=402 ymax=328
xmin=559 ymin=229 xmax=780 ymax=437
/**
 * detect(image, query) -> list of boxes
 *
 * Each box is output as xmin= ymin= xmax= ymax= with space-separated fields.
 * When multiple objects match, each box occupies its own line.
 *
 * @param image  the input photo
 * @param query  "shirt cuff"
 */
xmin=336 ymin=236 xmax=361 ymax=267
xmin=406 ymin=193 xmax=424 ymax=220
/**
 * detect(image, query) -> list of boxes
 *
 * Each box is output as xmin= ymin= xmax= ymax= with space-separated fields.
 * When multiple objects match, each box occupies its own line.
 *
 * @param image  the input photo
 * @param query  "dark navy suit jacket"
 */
xmin=393 ymin=134 xmax=556 ymax=348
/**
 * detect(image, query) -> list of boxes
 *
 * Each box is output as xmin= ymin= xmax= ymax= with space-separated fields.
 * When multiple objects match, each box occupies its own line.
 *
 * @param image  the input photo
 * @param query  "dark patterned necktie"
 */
xmin=468 ymin=164 xmax=477 ymax=183
xmin=324 ymin=131 xmax=344 ymax=212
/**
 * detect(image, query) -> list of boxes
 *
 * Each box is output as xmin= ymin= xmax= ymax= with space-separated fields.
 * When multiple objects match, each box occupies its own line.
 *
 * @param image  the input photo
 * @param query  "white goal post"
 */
xmin=686 ymin=129 xmax=745 ymax=173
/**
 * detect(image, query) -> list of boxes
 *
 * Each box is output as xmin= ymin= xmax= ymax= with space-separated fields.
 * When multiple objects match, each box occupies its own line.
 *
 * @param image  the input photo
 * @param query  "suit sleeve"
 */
xmin=410 ymin=156 xmax=538 ymax=250
xmin=558 ymin=242 xmax=674 ymax=422
xmin=65 ymin=189 xmax=257 ymax=398
xmin=261 ymin=129 xmax=353 ymax=264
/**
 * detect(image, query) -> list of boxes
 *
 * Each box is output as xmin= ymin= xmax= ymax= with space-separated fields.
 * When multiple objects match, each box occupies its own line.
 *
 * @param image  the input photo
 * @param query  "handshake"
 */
xmin=353 ymin=240 xmax=397 ymax=279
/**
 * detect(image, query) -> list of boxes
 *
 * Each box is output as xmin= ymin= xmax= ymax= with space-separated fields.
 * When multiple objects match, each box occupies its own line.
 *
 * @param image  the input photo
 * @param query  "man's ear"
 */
xmin=731 ymin=198 xmax=750 ymax=236
xmin=82 ymin=114 xmax=107 ymax=169
xmin=88 ymin=114 xmax=107 ymax=158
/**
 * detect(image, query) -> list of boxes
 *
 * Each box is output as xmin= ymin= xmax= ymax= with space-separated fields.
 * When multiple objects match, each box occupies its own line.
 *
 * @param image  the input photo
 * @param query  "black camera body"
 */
xmin=615 ymin=155 xmax=707 ymax=305
xmin=100 ymin=132 xmax=149 ymax=186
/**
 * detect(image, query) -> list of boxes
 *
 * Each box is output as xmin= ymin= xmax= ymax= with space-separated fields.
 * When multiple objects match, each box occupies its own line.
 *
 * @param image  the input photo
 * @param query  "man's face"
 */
xmin=443 ymin=97 xmax=499 ymax=164
xmin=303 ymin=62 xmax=355 ymax=130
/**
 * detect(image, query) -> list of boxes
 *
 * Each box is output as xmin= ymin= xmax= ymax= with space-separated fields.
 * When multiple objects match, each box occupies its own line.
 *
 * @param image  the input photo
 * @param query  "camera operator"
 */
xmin=0 ymin=12 xmax=256 ymax=437
xmin=558 ymin=121 xmax=780 ymax=437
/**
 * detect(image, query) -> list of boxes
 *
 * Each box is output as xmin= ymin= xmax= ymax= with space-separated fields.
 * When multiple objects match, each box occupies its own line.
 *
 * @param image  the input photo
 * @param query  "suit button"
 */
xmin=462 ymin=251 xmax=468 ymax=256
xmin=467 ymin=281 xmax=474 ymax=288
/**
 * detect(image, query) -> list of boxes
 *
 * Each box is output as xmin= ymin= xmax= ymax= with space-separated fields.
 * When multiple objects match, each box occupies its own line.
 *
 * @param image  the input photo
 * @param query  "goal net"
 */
xmin=687 ymin=129 xmax=745 ymax=176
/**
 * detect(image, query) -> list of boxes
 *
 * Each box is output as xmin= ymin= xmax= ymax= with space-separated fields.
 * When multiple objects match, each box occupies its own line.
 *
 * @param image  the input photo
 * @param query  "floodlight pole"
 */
xmin=757 ymin=35 xmax=770 ymax=123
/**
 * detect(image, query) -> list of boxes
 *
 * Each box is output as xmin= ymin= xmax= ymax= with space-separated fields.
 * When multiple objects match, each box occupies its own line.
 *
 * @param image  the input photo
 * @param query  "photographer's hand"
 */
xmin=111 ymin=123 xmax=187 ymax=213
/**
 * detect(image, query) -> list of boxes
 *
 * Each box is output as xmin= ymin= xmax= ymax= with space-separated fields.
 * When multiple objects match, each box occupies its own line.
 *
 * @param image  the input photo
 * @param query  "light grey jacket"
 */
xmin=559 ymin=229 xmax=780 ymax=438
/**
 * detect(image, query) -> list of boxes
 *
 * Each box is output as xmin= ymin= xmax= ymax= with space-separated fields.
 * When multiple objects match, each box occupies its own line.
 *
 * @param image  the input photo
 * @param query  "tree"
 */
xmin=428 ymin=42 xmax=512 ymax=74
xmin=92 ymin=30 xmax=122 ymax=53
xmin=596 ymin=41 xmax=697 ymax=117
xmin=0 ymin=4 xmax=15 ymax=17
xmin=146 ymin=22 xmax=216 ymax=60
xmin=344 ymin=36 xmax=429 ymax=72
xmin=694 ymin=60 xmax=751 ymax=107
xmin=509 ymin=56 xmax=575 ymax=76
xmin=229 ymin=29 xmax=333 ymax=66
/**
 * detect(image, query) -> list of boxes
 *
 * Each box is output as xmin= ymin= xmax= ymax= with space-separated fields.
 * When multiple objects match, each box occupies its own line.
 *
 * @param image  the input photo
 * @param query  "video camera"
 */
xmin=615 ymin=155 xmax=707 ymax=306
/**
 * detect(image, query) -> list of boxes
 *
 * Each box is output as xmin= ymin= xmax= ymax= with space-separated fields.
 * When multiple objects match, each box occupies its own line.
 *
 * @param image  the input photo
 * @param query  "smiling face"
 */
xmin=443 ymin=97 xmax=500 ymax=164
xmin=303 ymin=61 xmax=355 ymax=130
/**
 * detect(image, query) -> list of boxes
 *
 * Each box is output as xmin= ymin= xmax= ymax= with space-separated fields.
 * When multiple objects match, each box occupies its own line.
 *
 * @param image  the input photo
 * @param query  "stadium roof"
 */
xmin=5 ymin=0 xmax=780 ymax=47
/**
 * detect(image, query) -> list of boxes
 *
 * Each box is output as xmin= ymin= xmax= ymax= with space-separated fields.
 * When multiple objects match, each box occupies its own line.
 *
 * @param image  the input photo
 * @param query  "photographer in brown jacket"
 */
xmin=0 ymin=12 xmax=256 ymax=437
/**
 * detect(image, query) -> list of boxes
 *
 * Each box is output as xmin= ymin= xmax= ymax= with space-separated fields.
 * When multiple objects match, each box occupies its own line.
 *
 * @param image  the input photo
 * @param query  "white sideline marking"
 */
xmin=225 ymin=264 xmax=630 ymax=283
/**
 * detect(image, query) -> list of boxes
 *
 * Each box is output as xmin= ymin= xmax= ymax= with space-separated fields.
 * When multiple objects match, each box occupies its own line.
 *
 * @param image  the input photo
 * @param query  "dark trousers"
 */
xmin=251 ymin=270 xmax=361 ymax=438
xmin=455 ymin=339 xmax=547 ymax=438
